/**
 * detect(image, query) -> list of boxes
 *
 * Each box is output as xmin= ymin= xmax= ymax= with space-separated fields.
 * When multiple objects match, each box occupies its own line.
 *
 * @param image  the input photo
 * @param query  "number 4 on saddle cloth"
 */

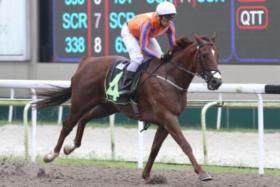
xmin=105 ymin=59 xmax=149 ymax=105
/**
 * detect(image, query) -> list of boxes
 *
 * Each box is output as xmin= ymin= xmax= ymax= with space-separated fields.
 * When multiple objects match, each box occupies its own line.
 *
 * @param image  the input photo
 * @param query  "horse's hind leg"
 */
xmin=142 ymin=126 xmax=168 ymax=181
xmin=43 ymin=107 xmax=84 ymax=163
xmin=64 ymin=103 xmax=117 ymax=155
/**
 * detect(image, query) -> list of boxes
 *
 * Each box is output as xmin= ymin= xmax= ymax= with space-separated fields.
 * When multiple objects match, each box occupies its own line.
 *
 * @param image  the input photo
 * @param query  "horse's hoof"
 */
xmin=199 ymin=172 xmax=213 ymax=181
xmin=63 ymin=144 xmax=75 ymax=155
xmin=143 ymin=177 xmax=151 ymax=184
xmin=43 ymin=151 xmax=59 ymax=163
xmin=142 ymin=173 xmax=150 ymax=182
xmin=146 ymin=175 xmax=167 ymax=184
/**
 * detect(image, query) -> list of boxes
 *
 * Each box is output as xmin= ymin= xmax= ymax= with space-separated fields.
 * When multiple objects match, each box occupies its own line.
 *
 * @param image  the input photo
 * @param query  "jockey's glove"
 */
xmin=160 ymin=50 xmax=173 ymax=63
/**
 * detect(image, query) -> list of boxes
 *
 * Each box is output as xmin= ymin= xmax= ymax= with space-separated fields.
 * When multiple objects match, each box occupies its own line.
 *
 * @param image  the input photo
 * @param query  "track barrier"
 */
xmin=0 ymin=79 xmax=280 ymax=175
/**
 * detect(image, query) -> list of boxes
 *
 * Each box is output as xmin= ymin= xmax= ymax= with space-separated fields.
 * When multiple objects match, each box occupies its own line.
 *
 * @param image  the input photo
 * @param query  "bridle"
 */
xmin=169 ymin=41 xmax=220 ymax=83
xmin=140 ymin=39 xmax=221 ymax=91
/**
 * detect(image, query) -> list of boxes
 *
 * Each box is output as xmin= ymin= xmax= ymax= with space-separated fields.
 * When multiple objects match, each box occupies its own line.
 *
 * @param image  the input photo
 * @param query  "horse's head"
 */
xmin=193 ymin=33 xmax=222 ymax=90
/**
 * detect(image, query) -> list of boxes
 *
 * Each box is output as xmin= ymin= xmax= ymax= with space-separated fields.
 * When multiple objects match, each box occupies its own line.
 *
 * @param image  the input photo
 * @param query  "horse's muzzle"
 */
xmin=207 ymin=71 xmax=222 ymax=90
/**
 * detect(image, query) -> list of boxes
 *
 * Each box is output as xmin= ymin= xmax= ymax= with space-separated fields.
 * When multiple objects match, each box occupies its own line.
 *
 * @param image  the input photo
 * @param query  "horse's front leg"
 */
xmin=142 ymin=126 xmax=168 ymax=181
xmin=163 ymin=112 xmax=212 ymax=181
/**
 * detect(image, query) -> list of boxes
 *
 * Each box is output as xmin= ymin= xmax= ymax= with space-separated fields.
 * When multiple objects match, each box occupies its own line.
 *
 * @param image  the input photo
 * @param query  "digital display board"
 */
xmin=51 ymin=0 xmax=280 ymax=64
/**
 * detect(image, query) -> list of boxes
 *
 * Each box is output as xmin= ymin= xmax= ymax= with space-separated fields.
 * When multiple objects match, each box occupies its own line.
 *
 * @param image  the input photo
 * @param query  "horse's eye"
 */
xmin=202 ymin=54 xmax=208 ymax=60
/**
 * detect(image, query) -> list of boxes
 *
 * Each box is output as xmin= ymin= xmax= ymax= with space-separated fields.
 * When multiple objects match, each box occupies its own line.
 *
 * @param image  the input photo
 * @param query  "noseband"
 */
xmin=196 ymin=43 xmax=220 ymax=82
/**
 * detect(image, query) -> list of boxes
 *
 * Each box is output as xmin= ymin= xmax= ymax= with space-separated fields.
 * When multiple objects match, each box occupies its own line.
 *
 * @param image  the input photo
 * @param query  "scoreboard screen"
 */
xmin=47 ymin=0 xmax=280 ymax=64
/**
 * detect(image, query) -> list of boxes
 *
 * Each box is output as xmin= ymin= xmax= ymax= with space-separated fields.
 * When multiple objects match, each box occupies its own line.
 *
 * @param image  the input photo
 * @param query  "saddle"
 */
xmin=105 ymin=59 xmax=150 ymax=105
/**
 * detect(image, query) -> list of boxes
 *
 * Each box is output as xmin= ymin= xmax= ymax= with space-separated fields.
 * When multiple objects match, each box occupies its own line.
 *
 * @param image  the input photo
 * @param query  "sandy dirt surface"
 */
xmin=1 ymin=159 xmax=280 ymax=187
xmin=1 ymin=124 xmax=280 ymax=186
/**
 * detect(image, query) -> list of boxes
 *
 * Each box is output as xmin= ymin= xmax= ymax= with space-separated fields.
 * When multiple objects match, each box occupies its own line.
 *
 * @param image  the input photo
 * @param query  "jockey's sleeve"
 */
xmin=167 ymin=22 xmax=176 ymax=48
xmin=139 ymin=22 xmax=161 ymax=59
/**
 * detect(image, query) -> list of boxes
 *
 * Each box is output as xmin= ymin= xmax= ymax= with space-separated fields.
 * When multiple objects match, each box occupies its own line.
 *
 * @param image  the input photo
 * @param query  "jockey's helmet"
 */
xmin=156 ymin=1 xmax=177 ymax=16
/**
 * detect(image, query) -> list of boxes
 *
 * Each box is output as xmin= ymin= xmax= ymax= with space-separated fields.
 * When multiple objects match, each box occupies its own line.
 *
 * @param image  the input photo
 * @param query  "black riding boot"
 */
xmin=120 ymin=69 xmax=136 ymax=95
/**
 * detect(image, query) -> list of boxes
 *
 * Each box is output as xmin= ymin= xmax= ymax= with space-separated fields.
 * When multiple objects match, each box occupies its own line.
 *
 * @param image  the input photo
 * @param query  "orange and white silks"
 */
xmin=124 ymin=12 xmax=176 ymax=60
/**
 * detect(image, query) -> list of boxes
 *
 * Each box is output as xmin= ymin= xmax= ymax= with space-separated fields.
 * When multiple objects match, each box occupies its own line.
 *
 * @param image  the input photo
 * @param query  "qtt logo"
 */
xmin=236 ymin=6 xmax=269 ymax=29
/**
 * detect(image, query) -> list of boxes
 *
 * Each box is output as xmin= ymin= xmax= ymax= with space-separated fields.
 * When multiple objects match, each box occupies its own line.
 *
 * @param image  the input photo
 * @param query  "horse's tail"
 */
xmin=35 ymin=86 xmax=72 ymax=109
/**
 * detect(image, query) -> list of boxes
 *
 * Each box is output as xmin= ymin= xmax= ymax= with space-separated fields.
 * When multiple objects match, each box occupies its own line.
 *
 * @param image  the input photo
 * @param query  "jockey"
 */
xmin=120 ymin=1 xmax=177 ymax=94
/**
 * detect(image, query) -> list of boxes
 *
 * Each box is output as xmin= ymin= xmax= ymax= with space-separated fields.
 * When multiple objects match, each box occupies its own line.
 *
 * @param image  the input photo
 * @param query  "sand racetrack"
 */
xmin=1 ymin=159 xmax=280 ymax=187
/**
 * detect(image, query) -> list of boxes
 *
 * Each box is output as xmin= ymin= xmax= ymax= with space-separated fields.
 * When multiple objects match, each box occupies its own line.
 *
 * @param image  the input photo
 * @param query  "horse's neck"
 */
xmin=166 ymin=48 xmax=197 ymax=90
xmin=144 ymin=46 xmax=197 ymax=91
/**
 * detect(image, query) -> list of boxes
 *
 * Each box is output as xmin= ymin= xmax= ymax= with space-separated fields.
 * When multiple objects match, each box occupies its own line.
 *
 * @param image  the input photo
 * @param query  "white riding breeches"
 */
xmin=121 ymin=24 xmax=163 ymax=72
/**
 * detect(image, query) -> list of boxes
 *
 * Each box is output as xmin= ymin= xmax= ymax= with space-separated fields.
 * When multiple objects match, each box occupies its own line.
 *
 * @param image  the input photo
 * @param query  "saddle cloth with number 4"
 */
xmin=105 ymin=59 xmax=150 ymax=104
xmin=105 ymin=60 xmax=135 ymax=104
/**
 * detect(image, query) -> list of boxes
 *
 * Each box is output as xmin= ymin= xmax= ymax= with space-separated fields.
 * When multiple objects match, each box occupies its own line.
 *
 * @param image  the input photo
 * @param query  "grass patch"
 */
xmin=41 ymin=157 xmax=280 ymax=176
xmin=2 ymin=155 xmax=280 ymax=176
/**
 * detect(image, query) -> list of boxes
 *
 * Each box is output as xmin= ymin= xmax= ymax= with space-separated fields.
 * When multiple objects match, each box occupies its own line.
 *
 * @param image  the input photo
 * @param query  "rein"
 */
xmin=168 ymin=61 xmax=197 ymax=77
xmin=154 ymin=74 xmax=188 ymax=91
xmin=138 ymin=41 xmax=217 ymax=92
xmin=167 ymin=42 xmax=216 ymax=80
xmin=152 ymin=44 xmax=210 ymax=91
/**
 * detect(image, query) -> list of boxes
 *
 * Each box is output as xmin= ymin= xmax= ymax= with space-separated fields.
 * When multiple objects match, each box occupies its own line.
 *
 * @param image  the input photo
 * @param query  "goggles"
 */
xmin=161 ymin=14 xmax=176 ymax=20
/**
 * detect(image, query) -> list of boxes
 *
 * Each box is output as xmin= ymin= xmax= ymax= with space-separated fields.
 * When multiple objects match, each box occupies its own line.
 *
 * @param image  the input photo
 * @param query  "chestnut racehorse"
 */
xmin=35 ymin=34 xmax=222 ymax=181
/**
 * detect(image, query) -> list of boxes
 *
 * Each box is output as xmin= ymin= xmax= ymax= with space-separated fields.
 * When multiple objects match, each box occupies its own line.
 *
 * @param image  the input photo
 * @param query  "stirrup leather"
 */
xmin=120 ymin=70 xmax=135 ymax=94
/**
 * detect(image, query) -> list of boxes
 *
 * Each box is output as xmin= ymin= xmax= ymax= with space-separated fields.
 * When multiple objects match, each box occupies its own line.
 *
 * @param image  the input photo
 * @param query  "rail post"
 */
xmin=201 ymin=101 xmax=220 ymax=164
xmin=257 ymin=94 xmax=264 ymax=175
xmin=109 ymin=114 xmax=116 ymax=160
xmin=8 ymin=88 xmax=15 ymax=123
xmin=138 ymin=120 xmax=144 ymax=168
xmin=23 ymin=102 xmax=32 ymax=161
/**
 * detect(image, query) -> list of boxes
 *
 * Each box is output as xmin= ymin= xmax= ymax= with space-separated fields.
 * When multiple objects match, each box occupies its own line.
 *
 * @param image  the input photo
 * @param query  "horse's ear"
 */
xmin=211 ymin=32 xmax=217 ymax=42
xmin=194 ymin=34 xmax=203 ymax=45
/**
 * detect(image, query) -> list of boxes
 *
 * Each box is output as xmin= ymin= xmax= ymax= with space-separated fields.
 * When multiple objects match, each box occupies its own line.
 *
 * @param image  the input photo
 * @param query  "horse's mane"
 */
xmin=200 ymin=36 xmax=211 ymax=42
xmin=172 ymin=36 xmax=194 ymax=52
xmin=172 ymin=35 xmax=214 ymax=53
